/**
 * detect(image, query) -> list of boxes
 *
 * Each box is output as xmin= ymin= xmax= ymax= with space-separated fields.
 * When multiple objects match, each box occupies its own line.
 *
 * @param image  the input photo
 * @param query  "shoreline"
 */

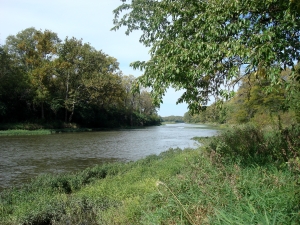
xmin=0 ymin=124 xmax=161 ymax=136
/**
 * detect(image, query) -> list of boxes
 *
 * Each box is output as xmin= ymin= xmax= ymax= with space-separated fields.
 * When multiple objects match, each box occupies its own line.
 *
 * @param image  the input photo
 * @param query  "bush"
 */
xmin=205 ymin=123 xmax=300 ymax=166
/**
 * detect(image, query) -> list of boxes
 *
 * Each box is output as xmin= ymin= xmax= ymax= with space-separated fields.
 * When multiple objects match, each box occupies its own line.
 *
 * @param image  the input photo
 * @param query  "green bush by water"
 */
xmin=1 ymin=125 xmax=299 ymax=224
xmin=202 ymin=123 xmax=300 ymax=166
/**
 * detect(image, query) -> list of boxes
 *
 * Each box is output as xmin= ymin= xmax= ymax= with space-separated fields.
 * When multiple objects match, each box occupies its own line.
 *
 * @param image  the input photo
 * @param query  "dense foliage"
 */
xmin=0 ymin=28 xmax=160 ymax=128
xmin=184 ymin=63 xmax=300 ymax=125
xmin=113 ymin=0 xmax=300 ymax=111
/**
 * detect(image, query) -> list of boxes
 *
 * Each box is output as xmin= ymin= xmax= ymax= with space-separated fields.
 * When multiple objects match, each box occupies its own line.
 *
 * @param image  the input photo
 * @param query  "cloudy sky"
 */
xmin=0 ymin=0 xmax=188 ymax=117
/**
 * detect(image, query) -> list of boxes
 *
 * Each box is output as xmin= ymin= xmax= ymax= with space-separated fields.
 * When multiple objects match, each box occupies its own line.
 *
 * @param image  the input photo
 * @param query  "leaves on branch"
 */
xmin=113 ymin=0 xmax=300 ymax=113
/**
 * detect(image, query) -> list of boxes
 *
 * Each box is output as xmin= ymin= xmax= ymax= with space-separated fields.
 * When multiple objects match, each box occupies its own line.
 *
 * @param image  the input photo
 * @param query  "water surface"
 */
xmin=0 ymin=123 xmax=218 ymax=190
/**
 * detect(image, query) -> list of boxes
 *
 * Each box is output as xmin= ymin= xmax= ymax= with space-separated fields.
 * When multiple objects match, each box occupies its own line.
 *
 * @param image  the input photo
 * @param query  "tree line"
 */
xmin=0 ymin=27 xmax=160 ymax=128
xmin=161 ymin=115 xmax=184 ymax=123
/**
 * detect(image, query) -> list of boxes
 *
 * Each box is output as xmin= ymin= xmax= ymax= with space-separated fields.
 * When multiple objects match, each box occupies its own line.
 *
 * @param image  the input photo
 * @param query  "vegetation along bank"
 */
xmin=0 ymin=124 xmax=299 ymax=224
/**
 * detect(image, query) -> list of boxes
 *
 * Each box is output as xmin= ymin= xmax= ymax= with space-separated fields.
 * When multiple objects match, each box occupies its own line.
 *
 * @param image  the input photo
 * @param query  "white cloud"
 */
xmin=0 ymin=0 xmax=188 ymax=116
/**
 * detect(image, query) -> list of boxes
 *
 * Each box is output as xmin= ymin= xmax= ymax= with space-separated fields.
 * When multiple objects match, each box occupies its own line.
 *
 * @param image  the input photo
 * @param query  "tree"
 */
xmin=139 ymin=90 xmax=157 ymax=115
xmin=4 ymin=28 xmax=61 ymax=119
xmin=81 ymin=50 xmax=123 ymax=110
xmin=3 ymin=28 xmax=39 ymax=119
xmin=28 ymin=30 xmax=61 ymax=119
xmin=121 ymin=75 xmax=159 ymax=126
xmin=218 ymin=71 xmax=288 ymax=125
xmin=4 ymin=27 xmax=38 ymax=72
xmin=112 ymin=0 xmax=300 ymax=112
xmin=57 ymin=37 xmax=124 ymax=122
xmin=121 ymin=75 xmax=139 ymax=125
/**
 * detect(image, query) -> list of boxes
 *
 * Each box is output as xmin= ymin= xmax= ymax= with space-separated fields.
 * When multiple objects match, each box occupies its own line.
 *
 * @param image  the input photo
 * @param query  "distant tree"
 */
xmin=4 ymin=27 xmax=38 ymax=72
xmin=4 ymin=28 xmax=61 ymax=119
xmin=139 ymin=90 xmax=157 ymax=115
xmin=121 ymin=75 xmax=159 ymax=126
xmin=57 ymin=37 xmax=123 ymax=122
xmin=121 ymin=75 xmax=138 ymax=125
xmin=28 ymin=30 xmax=61 ymax=119
xmin=162 ymin=115 xmax=184 ymax=123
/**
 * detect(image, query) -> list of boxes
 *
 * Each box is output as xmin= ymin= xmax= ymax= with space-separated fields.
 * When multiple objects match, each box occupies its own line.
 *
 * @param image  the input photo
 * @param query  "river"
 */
xmin=0 ymin=123 xmax=218 ymax=190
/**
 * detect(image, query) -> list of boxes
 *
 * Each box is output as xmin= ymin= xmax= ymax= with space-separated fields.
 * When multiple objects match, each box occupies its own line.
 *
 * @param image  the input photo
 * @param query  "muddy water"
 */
xmin=0 ymin=123 xmax=218 ymax=190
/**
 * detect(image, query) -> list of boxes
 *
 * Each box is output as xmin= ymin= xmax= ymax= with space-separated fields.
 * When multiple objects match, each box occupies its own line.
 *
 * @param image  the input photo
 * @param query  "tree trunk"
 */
xmin=68 ymin=101 xmax=75 ymax=123
xmin=65 ymin=72 xmax=69 ymax=123
xmin=41 ymin=102 xmax=45 ymax=120
xmin=65 ymin=109 xmax=68 ymax=123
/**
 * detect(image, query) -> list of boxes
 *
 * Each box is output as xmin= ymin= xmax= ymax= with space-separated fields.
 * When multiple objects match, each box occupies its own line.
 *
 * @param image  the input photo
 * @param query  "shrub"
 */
xmin=205 ymin=123 xmax=300 ymax=166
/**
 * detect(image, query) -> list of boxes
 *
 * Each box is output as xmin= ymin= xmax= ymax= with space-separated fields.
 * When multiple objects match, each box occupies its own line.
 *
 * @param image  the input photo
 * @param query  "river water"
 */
xmin=0 ymin=123 xmax=218 ymax=190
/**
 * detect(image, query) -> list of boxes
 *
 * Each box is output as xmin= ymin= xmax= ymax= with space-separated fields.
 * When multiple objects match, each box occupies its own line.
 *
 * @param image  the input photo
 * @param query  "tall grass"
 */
xmin=1 ymin=124 xmax=299 ymax=224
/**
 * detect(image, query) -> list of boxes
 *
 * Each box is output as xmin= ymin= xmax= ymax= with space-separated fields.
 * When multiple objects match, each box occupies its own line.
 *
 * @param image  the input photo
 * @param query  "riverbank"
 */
xmin=0 ymin=128 xmax=94 ymax=136
xmin=0 ymin=122 xmax=82 ymax=136
xmin=0 ymin=122 xmax=161 ymax=136
xmin=1 ymin=124 xmax=299 ymax=224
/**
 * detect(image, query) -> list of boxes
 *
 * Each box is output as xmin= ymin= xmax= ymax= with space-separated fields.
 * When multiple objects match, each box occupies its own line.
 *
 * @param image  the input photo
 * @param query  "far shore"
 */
xmin=0 ymin=123 xmax=161 ymax=136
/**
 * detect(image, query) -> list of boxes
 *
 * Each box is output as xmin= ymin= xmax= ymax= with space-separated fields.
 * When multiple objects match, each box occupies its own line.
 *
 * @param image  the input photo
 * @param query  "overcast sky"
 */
xmin=0 ymin=0 xmax=188 ymax=117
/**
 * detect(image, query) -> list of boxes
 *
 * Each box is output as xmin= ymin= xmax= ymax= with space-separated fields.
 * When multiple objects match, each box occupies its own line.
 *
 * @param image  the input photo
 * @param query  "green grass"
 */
xmin=0 ymin=128 xmax=94 ymax=136
xmin=0 ymin=121 xmax=68 ymax=130
xmin=0 ymin=129 xmax=53 ymax=136
xmin=0 ymin=122 xmax=76 ymax=136
xmin=1 ymin=125 xmax=299 ymax=224
xmin=0 ymin=121 xmax=149 ymax=136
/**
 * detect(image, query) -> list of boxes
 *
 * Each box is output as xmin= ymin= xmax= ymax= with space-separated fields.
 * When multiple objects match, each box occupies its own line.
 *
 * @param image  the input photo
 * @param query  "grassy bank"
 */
xmin=1 ymin=124 xmax=299 ymax=224
xmin=0 ymin=122 xmax=158 ymax=136
xmin=0 ymin=128 xmax=94 ymax=136
xmin=0 ymin=129 xmax=53 ymax=136
xmin=0 ymin=122 xmax=80 ymax=136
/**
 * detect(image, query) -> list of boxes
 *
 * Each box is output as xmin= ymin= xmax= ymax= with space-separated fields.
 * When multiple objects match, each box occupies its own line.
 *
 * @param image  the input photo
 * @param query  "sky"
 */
xmin=0 ymin=0 xmax=188 ymax=117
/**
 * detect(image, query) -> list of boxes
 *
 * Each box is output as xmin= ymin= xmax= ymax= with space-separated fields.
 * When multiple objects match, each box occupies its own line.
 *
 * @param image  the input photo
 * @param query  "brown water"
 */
xmin=0 ymin=123 xmax=218 ymax=190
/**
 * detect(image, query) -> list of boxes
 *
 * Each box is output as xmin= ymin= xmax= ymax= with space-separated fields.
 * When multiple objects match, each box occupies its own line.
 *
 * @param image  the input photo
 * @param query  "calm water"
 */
xmin=0 ymin=123 xmax=218 ymax=190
